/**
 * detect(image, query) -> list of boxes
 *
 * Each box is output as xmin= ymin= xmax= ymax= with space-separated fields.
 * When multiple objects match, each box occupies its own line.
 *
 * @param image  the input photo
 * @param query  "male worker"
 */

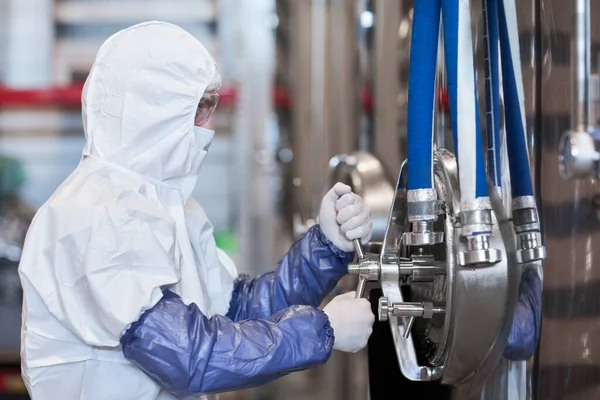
xmin=19 ymin=21 xmax=374 ymax=400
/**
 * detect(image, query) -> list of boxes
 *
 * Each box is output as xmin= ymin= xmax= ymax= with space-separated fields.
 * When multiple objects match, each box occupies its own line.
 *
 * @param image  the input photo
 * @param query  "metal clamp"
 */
xmin=349 ymin=239 xmax=380 ymax=298
xmin=349 ymin=241 xmax=447 ymax=296
xmin=403 ymin=221 xmax=444 ymax=246
xmin=511 ymin=205 xmax=547 ymax=263
xmin=379 ymin=297 xmax=445 ymax=338
xmin=457 ymin=208 xmax=502 ymax=266
xmin=458 ymin=233 xmax=502 ymax=266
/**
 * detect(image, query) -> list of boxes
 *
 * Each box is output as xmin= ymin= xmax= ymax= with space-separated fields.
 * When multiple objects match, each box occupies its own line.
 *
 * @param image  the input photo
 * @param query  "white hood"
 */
xmin=81 ymin=21 xmax=217 ymax=191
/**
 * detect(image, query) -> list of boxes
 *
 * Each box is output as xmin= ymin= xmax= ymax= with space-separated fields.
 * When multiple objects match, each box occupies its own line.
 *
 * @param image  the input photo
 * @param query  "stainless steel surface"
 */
xmin=378 ymin=297 xmax=390 ymax=322
xmin=510 ymin=196 xmax=546 ymax=264
xmin=352 ymin=238 xmax=364 ymax=260
xmin=571 ymin=0 xmax=591 ymax=133
xmin=379 ymin=160 xmax=443 ymax=381
xmin=407 ymin=255 xmax=446 ymax=283
xmin=355 ymin=278 xmax=367 ymax=299
xmin=460 ymin=208 xmax=493 ymax=227
xmin=388 ymin=301 xmax=445 ymax=318
xmin=558 ymin=0 xmax=598 ymax=180
xmin=558 ymin=129 xmax=599 ymax=179
xmin=348 ymin=239 xmax=380 ymax=299
xmin=288 ymin=0 xmax=361 ymax=240
xmin=458 ymin=234 xmax=502 ymax=267
xmin=457 ymin=247 xmax=502 ymax=267
xmin=403 ymin=229 xmax=445 ymax=246
xmin=370 ymin=149 xmax=517 ymax=388
xmin=534 ymin=0 xmax=600 ymax=397
xmin=450 ymin=176 xmax=523 ymax=399
xmin=403 ymin=316 xmax=416 ymax=339
xmin=372 ymin=0 xmax=403 ymax=175
xmin=406 ymin=200 xmax=443 ymax=222
xmin=434 ymin=150 xmax=517 ymax=389
xmin=516 ymin=232 xmax=547 ymax=263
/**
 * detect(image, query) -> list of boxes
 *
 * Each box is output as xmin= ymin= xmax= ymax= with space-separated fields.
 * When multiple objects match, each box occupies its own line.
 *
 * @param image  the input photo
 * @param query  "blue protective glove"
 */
xmin=121 ymin=290 xmax=334 ymax=398
xmin=504 ymin=267 xmax=542 ymax=361
xmin=226 ymin=224 xmax=353 ymax=321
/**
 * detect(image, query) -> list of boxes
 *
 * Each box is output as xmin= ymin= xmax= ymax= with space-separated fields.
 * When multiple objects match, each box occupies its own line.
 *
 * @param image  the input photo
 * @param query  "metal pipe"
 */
xmin=571 ymin=0 xmax=591 ymax=132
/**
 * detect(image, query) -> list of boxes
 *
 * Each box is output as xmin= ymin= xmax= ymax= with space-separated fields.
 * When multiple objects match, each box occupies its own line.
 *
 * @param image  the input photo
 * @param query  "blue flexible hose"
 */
xmin=498 ymin=0 xmax=534 ymax=197
xmin=406 ymin=0 xmax=441 ymax=192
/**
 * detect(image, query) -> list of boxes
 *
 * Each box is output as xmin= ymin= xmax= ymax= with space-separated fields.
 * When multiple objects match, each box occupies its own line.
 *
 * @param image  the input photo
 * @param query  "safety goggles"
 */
xmin=194 ymin=92 xmax=220 ymax=127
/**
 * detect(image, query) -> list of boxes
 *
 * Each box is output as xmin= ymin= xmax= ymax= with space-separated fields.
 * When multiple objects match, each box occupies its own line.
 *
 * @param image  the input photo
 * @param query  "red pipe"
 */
xmin=0 ymin=83 xmax=443 ymax=112
xmin=0 ymin=84 xmax=291 ymax=109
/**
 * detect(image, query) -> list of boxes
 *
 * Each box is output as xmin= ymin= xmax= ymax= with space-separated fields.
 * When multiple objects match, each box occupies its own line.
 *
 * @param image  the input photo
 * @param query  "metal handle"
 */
xmin=353 ymin=238 xmax=364 ymax=260
xmin=403 ymin=317 xmax=416 ymax=339
xmin=353 ymin=239 xmax=366 ymax=298
xmin=356 ymin=278 xmax=367 ymax=298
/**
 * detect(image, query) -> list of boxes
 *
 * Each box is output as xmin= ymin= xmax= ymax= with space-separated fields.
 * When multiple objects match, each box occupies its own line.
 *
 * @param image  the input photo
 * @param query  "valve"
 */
xmin=349 ymin=239 xmax=446 ymax=339
xmin=348 ymin=239 xmax=447 ymax=297
xmin=559 ymin=130 xmax=600 ymax=179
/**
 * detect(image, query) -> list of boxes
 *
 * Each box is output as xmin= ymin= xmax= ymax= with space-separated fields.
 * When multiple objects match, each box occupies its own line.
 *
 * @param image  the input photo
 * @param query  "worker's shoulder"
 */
xmin=42 ymin=176 xmax=172 ymax=224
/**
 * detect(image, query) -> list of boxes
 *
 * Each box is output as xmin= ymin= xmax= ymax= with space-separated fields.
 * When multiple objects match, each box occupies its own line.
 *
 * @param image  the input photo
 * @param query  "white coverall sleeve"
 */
xmin=26 ymin=204 xmax=181 ymax=347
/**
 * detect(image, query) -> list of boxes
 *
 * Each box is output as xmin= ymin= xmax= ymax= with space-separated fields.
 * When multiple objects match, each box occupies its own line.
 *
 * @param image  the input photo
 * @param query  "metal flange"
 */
xmin=374 ymin=149 xmax=518 ymax=392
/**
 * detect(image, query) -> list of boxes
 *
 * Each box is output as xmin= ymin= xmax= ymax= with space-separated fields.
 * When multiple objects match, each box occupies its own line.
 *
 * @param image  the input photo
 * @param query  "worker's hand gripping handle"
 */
xmin=353 ymin=239 xmax=367 ymax=298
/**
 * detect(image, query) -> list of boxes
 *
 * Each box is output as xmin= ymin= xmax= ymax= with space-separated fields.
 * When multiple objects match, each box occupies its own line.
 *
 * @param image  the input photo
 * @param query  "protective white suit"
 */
xmin=19 ymin=21 xmax=236 ymax=400
xmin=19 ymin=20 xmax=375 ymax=400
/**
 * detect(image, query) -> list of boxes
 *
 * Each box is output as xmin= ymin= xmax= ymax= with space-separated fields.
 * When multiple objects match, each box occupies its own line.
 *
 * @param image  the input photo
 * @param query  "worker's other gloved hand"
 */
xmin=323 ymin=291 xmax=375 ymax=353
xmin=319 ymin=182 xmax=373 ymax=252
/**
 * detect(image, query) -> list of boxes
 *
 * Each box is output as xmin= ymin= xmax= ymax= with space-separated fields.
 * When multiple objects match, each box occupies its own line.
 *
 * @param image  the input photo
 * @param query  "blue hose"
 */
xmin=406 ymin=0 xmax=441 ymax=191
xmin=483 ymin=0 xmax=502 ymax=188
xmin=442 ymin=0 xmax=489 ymax=202
xmin=498 ymin=0 xmax=534 ymax=197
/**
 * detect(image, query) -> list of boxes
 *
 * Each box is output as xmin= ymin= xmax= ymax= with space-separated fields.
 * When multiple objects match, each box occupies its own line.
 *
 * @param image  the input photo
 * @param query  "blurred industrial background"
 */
xmin=1 ymin=0 xmax=600 ymax=399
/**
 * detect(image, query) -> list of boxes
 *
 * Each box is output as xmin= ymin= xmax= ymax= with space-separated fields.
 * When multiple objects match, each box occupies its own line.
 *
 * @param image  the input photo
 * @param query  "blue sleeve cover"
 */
xmin=504 ymin=267 xmax=542 ymax=361
xmin=226 ymin=224 xmax=353 ymax=322
xmin=121 ymin=290 xmax=334 ymax=398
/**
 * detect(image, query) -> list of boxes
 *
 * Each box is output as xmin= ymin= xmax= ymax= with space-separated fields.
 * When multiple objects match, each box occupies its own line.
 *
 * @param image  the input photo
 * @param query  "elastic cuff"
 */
xmin=225 ymin=274 xmax=251 ymax=320
xmin=120 ymin=290 xmax=177 ymax=347
xmin=315 ymin=308 xmax=335 ymax=358
xmin=317 ymin=308 xmax=335 ymax=340
xmin=313 ymin=225 xmax=353 ymax=261
xmin=120 ymin=304 xmax=154 ymax=347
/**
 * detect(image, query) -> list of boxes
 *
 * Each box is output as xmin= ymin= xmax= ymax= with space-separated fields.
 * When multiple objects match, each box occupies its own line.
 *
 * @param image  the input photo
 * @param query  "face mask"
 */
xmin=194 ymin=126 xmax=215 ymax=152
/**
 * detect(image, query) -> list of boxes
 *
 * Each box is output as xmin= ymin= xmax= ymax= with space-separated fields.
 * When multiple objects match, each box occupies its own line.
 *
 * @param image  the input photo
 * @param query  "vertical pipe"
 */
xmin=373 ymin=0 xmax=402 ymax=175
xmin=233 ymin=0 xmax=276 ymax=274
xmin=571 ymin=0 xmax=591 ymax=132
xmin=311 ymin=0 xmax=326 ymax=211
xmin=4 ymin=0 xmax=54 ymax=87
